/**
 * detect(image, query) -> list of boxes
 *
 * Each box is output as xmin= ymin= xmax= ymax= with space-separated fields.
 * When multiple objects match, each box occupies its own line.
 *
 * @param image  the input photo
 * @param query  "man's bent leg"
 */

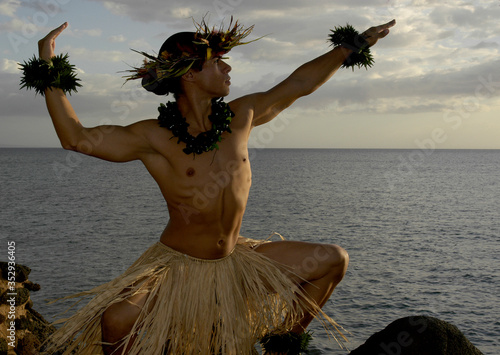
xmin=254 ymin=240 xmax=349 ymax=333
xmin=101 ymin=292 xmax=151 ymax=355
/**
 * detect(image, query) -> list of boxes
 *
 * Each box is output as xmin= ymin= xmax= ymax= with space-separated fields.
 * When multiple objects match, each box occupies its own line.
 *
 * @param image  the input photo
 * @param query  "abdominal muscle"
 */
xmin=158 ymin=168 xmax=251 ymax=259
xmin=159 ymin=202 xmax=247 ymax=259
xmin=146 ymin=125 xmax=253 ymax=260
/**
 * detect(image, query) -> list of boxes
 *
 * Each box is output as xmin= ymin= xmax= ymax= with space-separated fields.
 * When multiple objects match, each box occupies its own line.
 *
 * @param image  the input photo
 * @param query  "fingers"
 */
xmin=44 ymin=22 xmax=68 ymax=41
xmin=38 ymin=22 xmax=68 ymax=61
xmin=373 ymin=19 xmax=396 ymax=35
xmin=360 ymin=19 xmax=395 ymax=47
xmin=383 ymin=19 xmax=396 ymax=29
xmin=363 ymin=19 xmax=396 ymax=39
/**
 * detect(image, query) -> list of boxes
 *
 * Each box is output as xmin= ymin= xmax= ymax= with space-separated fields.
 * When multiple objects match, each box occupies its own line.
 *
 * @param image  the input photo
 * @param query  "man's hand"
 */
xmin=362 ymin=19 xmax=396 ymax=47
xmin=38 ymin=22 xmax=68 ymax=62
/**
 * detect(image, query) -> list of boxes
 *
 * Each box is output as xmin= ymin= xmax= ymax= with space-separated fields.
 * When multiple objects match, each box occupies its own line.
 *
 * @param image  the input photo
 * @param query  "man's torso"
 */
xmin=138 ymin=98 xmax=254 ymax=259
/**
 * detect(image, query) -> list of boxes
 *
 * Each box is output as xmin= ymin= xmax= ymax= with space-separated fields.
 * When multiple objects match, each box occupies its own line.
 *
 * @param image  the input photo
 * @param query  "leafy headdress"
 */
xmin=123 ymin=17 xmax=256 ymax=94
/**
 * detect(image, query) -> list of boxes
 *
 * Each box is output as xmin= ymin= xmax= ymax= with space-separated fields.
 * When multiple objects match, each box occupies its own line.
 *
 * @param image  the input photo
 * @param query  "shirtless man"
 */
xmin=37 ymin=18 xmax=395 ymax=354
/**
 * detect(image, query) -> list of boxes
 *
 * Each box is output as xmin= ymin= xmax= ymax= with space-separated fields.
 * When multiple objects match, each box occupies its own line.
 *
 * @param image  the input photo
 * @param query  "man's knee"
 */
xmin=321 ymin=244 xmax=349 ymax=276
xmin=313 ymin=243 xmax=348 ymax=263
xmin=300 ymin=243 xmax=348 ymax=279
xmin=101 ymin=306 xmax=134 ymax=343
xmin=335 ymin=244 xmax=349 ymax=267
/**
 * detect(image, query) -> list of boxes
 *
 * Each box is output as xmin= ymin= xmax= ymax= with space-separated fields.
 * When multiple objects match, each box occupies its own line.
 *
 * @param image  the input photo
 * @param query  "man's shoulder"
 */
xmin=128 ymin=118 xmax=160 ymax=134
xmin=228 ymin=95 xmax=256 ymax=129
xmin=127 ymin=118 xmax=169 ymax=145
xmin=133 ymin=118 xmax=158 ymax=127
xmin=230 ymin=92 xmax=262 ymax=108
xmin=229 ymin=92 xmax=268 ymax=117
xmin=230 ymin=91 xmax=276 ymax=128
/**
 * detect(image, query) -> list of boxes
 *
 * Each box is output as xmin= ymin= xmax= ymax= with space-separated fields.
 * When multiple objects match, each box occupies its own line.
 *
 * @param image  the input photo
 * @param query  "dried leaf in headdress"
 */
xmin=123 ymin=16 xmax=260 ymax=84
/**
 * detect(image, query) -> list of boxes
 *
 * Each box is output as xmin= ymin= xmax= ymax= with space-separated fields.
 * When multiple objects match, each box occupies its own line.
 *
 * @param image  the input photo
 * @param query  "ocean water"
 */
xmin=1 ymin=148 xmax=498 ymax=354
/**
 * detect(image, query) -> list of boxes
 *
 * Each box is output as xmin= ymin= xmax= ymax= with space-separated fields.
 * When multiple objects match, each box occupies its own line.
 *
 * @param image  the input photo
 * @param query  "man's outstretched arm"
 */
xmin=249 ymin=19 xmax=396 ymax=127
xmin=40 ymin=23 xmax=154 ymax=162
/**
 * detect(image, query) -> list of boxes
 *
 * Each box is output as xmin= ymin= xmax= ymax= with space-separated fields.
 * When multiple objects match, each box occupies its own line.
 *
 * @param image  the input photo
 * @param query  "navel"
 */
xmin=186 ymin=168 xmax=196 ymax=177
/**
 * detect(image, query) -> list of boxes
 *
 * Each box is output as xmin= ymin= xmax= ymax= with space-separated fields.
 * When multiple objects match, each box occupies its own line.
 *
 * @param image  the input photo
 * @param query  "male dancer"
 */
xmin=35 ymin=18 xmax=395 ymax=354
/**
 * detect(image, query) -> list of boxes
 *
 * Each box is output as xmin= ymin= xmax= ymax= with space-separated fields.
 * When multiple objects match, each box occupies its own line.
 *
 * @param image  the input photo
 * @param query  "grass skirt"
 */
xmin=43 ymin=237 xmax=345 ymax=354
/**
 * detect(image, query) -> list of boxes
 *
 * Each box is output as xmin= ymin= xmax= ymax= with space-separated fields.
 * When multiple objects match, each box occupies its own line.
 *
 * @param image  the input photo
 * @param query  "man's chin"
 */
xmin=211 ymin=88 xmax=230 ymax=99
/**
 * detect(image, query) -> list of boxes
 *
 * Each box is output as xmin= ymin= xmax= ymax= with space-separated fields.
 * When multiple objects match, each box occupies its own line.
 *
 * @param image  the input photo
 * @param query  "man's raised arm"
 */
xmin=39 ymin=23 xmax=154 ymax=162
xmin=249 ymin=20 xmax=396 ymax=127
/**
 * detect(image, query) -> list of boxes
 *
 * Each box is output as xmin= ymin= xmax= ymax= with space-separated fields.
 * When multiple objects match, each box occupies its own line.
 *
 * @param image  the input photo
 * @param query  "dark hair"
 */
xmin=141 ymin=32 xmax=203 ymax=98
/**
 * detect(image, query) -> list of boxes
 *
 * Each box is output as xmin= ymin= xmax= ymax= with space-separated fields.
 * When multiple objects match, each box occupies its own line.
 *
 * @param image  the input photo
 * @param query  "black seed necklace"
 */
xmin=157 ymin=98 xmax=234 ymax=156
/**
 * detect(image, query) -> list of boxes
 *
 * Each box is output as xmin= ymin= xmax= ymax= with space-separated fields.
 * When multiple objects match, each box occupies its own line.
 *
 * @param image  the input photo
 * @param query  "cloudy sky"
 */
xmin=1 ymin=0 xmax=499 ymax=149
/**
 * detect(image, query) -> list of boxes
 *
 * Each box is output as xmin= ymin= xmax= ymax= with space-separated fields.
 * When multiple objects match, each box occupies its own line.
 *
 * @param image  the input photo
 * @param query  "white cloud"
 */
xmin=472 ymin=41 xmax=499 ymax=50
xmin=248 ymin=37 xmax=300 ymax=61
xmin=2 ymin=0 xmax=500 ymax=148
xmin=1 ymin=58 xmax=20 ymax=73
xmin=99 ymin=0 xmax=186 ymax=24
xmin=63 ymin=47 xmax=127 ymax=63
xmin=127 ymin=39 xmax=154 ymax=51
xmin=0 ymin=17 xmax=35 ymax=34
xmin=71 ymin=28 xmax=103 ymax=38
xmin=0 ymin=0 xmax=21 ymax=17
xmin=85 ymin=28 xmax=102 ymax=37
xmin=171 ymin=7 xmax=194 ymax=19
xmin=101 ymin=1 xmax=128 ymax=16
xmin=108 ymin=34 xmax=126 ymax=43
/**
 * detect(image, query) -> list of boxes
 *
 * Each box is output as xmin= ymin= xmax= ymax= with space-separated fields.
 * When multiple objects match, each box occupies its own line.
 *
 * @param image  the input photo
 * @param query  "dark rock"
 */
xmin=0 ymin=262 xmax=31 ymax=282
xmin=16 ymin=315 xmax=32 ymax=331
xmin=17 ymin=333 xmax=41 ymax=355
xmin=1 ymin=287 xmax=31 ymax=306
xmin=27 ymin=308 xmax=56 ymax=342
xmin=26 ymin=298 xmax=34 ymax=310
xmin=17 ymin=287 xmax=31 ymax=305
xmin=350 ymin=316 xmax=483 ymax=355
xmin=0 ymin=290 xmax=10 ymax=305
xmin=0 ymin=338 xmax=7 ymax=353
xmin=24 ymin=281 xmax=41 ymax=292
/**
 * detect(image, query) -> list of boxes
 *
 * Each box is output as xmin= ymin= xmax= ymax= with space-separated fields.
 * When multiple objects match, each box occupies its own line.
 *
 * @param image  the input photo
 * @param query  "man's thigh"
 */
xmin=254 ymin=240 xmax=346 ymax=283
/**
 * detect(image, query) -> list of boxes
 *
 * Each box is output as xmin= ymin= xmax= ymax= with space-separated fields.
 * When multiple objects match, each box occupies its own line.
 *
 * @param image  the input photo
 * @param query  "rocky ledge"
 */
xmin=350 ymin=315 xmax=483 ymax=355
xmin=0 ymin=262 xmax=55 ymax=355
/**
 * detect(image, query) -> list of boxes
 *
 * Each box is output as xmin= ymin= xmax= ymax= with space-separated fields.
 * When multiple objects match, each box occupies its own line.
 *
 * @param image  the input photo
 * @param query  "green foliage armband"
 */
xmin=328 ymin=24 xmax=374 ymax=70
xmin=19 ymin=53 xmax=82 ymax=96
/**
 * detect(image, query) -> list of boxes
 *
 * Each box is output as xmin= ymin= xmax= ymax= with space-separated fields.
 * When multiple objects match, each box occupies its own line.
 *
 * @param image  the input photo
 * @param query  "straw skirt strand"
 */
xmin=43 ymin=237 xmax=345 ymax=354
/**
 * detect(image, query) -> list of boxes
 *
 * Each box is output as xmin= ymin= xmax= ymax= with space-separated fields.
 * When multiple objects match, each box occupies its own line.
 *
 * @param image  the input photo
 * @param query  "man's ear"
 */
xmin=181 ymin=69 xmax=196 ymax=83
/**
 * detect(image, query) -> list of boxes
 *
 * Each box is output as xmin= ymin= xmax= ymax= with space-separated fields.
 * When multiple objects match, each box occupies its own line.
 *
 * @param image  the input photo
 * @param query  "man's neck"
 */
xmin=176 ymin=94 xmax=213 ymax=133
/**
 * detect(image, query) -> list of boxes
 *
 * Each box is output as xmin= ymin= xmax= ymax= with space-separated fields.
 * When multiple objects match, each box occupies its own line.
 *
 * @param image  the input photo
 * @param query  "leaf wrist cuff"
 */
xmin=328 ymin=24 xmax=374 ymax=70
xmin=19 ymin=53 xmax=82 ymax=96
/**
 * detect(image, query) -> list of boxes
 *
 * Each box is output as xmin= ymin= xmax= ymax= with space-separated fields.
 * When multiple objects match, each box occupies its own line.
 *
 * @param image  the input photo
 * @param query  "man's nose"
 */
xmin=223 ymin=61 xmax=231 ymax=73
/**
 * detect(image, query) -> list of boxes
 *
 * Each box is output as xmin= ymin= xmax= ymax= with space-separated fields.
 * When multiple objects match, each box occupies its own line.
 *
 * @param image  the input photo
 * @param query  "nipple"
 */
xmin=186 ymin=168 xmax=195 ymax=177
